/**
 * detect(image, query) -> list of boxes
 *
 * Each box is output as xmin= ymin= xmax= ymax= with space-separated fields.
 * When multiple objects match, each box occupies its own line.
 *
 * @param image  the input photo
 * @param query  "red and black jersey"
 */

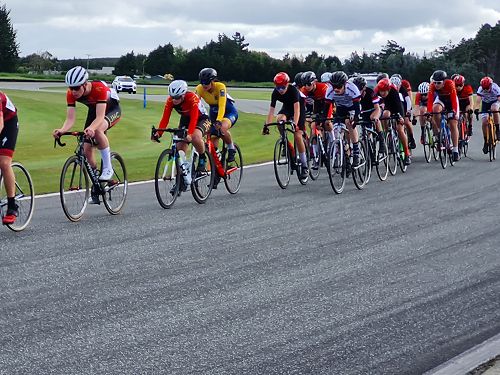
xmin=300 ymin=82 xmax=333 ymax=117
xmin=66 ymin=81 xmax=117 ymax=110
xmin=0 ymin=91 xmax=17 ymax=122
xmin=401 ymin=79 xmax=412 ymax=93
xmin=457 ymin=84 xmax=473 ymax=105
xmin=427 ymin=79 xmax=459 ymax=114
xmin=158 ymin=91 xmax=206 ymax=135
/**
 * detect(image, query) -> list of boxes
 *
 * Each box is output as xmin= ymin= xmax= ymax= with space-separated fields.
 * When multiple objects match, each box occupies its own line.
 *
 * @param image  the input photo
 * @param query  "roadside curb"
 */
xmin=424 ymin=332 xmax=500 ymax=375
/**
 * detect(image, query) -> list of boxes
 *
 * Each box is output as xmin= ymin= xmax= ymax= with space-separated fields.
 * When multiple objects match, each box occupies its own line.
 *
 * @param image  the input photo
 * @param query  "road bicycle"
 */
xmin=476 ymin=110 xmax=499 ymax=162
xmin=358 ymin=118 xmax=388 ymax=182
xmin=383 ymin=115 xmax=407 ymax=175
xmin=429 ymin=111 xmax=455 ymax=169
xmin=152 ymin=127 xmax=215 ymax=208
xmin=206 ymin=128 xmax=243 ymax=194
xmin=0 ymin=161 xmax=34 ymax=231
xmin=263 ymin=120 xmax=310 ymax=189
xmin=458 ymin=110 xmax=473 ymax=157
xmin=413 ymin=114 xmax=436 ymax=163
xmin=306 ymin=113 xmax=334 ymax=181
xmin=55 ymin=132 xmax=127 ymax=221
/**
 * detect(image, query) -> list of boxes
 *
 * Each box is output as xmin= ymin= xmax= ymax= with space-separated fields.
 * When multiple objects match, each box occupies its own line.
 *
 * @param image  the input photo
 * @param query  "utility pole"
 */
xmin=86 ymin=54 xmax=91 ymax=70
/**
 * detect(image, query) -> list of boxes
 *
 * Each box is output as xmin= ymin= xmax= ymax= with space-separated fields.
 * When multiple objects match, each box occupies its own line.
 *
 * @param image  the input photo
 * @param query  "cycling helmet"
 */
xmin=329 ymin=71 xmax=348 ymax=86
xmin=431 ymin=70 xmax=447 ymax=82
xmin=320 ymin=72 xmax=332 ymax=83
xmin=390 ymin=76 xmax=402 ymax=88
xmin=391 ymin=73 xmax=402 ymax=80
xmin=274 ymin=72 xmax=290 ymax=86
xmin=65 ymin=66 xmax=88 ymax=87
xmin=480 ymin=76 xmax=493 ymax=90
xmin=376 ymin=78 xmax=392 ymax=91
xmin=301 ymin=71 xmax=317 ymax=85
xmin=168 ymin=80 xmax=188 ymax=97
xmin=376 ymin=73 xmax=389 ymax=83
xmin=199 ymin=67 xmax=217 ymax=84
xmin=352 ymin=75 xmax=367 ymax=91
xmin=453 ymin=74 xmax=465 ymax=86
xmin=418 ymin=82 xmax=430 ymax=94
xmin=293 ymin=72 xmax=304 ymax=87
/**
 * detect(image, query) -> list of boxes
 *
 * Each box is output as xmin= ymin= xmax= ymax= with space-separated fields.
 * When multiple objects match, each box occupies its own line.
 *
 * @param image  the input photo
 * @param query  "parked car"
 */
xmin=112 ymin=76 xmax=137 ymax=94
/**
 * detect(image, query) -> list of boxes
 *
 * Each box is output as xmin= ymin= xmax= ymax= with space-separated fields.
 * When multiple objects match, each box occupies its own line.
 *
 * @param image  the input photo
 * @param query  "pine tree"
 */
xmin=0 ymin=4 xmax=20 ymax=72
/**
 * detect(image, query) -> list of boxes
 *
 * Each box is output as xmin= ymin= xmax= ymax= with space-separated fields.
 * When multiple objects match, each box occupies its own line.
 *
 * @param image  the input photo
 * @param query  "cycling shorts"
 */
xmin=179 ymin=114 xmax=211 ymax=135
xmin=0 ymin=115 xmax=18 ymax=157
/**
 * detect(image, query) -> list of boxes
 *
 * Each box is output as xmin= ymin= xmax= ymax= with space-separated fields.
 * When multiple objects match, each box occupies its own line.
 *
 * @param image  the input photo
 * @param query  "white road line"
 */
xmin=424 ymin=332 xmax=500 ymax=375
xmin=34 ymin=161 xmax=273 ymax=200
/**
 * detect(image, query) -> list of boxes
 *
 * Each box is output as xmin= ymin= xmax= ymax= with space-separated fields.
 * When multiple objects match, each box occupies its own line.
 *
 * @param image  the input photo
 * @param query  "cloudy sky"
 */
xmin=7 ymin=0 xmax=500 ymax=60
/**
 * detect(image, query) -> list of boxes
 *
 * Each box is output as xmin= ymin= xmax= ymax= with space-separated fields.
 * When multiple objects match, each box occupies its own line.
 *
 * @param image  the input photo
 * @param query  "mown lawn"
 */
xmin=6 ymin=90 xmax=275 ymax=194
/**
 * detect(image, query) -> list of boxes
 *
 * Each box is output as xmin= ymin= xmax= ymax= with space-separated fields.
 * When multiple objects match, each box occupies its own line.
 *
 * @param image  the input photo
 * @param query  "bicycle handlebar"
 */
xmin=53 ymin=131 xmax=85 ymax=148
xmin=151 ymin=126 xmax=188 ymax=143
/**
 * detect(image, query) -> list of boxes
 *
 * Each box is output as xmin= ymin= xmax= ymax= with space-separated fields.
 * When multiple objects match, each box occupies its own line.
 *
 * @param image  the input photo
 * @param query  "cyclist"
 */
xmin=475 ymin=76 xmax=500 ymax=153
xmin=390 ymin=75 xmax=416 ymax=150
xmin=352 ymin=75 xmax=385 ymax=152
xmin=53 ymin=66 xmax=121 ymax=204
xmin=300 ymin=71 xmax=334 ymax=135
xmin=414 ymin=82 xmax=430 ymax=144
xmin=264 ymin=72 xmax=308 ymax=179
xmin=325 ymin=71 xmax=362 ymax=167
xmin=374 ymin=78 xmax=411 ymax=165
xmin=195 ymin=68 xmax=238 ymax=163
xmin=293 ymin=72 xmax=304 ymax=89
xmin=152 ymin=80 xmax=211 ymax=186
xmin=427 ymin=70 xmax=460 ymax=162
xmin=0 ymin=91 xmax=19 ymax=225
xmin=453 ymin=74 xmax=474 ymax=136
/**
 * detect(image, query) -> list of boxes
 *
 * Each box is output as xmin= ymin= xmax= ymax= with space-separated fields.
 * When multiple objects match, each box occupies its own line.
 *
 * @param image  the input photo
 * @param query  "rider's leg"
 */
xmin=432 ymin=103 xmax=443 ymax=136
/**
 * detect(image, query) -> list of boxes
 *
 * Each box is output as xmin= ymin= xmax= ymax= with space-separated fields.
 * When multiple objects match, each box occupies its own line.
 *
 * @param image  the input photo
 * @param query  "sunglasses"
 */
xmin=69 ymin=85 xmax=82 ymax=91
xmin=305 ymin=82 xmax=314 ymax=87
xmin=201 ymin=81 xmax=212 ymax=86
xmin=433 ymin=81 xmax=444 ymax=85
xmin=332 ymin=84 xmax=344 ymax=90
xmin=171 ymin=94 xmax=184 ymax=100
xmin=276 ymin=85 xmax=287 ymax=91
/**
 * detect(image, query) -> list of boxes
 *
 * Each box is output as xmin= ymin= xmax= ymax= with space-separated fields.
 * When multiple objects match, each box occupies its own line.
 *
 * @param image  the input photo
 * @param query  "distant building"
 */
xmin=88 ymin=67 xmax=115 ymax=75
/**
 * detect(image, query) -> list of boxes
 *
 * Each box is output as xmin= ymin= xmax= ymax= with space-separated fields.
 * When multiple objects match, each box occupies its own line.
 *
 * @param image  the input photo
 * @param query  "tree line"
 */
xmin=1 ymin=2 xmax=499 ymax=87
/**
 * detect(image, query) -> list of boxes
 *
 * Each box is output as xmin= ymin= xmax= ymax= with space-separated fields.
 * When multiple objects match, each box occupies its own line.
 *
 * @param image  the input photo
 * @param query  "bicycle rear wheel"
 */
xmin=386 ymin=132 xmax=397 ymax=176
xmin=489 ymin=123 xmax=496 ymax=162
xmin=375 ymin=137 xmax=389 ymax=181
xmin=0 ymin=162 xmax=35 ymax=231
xmin=102 ymin=152 xmax=128 ymax=215
xmin=309 ymin=135 xmax=321 ymax=180
xmin=438 ymin=130 xmax=447 ymax=169
xmin=273 ymin=138 xmax=291 ymax=189
xmin=327 ymin=140 xmax=345 ymax=194
xmin=60 ymin=155 xmax=89 ymax=222
xmin=223 ymin=144 xmax=243 ymax=194
xmin=352 ymin=140 xmax=368 ymax=190
xmin=297 ymin=136 xmax=310 ymax=185
xmin=155 ymin=149 xmax=181 ymax=208
xmin=423 ymin=124 xmax=432 ymax=163
xmin=192 ymin=150 xmax=215 ymax=204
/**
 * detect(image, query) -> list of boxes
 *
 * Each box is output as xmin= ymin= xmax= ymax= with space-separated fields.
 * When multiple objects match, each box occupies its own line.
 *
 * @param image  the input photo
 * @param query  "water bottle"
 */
xmin=215 ymin=148 xmax=222 ymax=162
xmin=178 ymin=150 xmax=191 ymax=185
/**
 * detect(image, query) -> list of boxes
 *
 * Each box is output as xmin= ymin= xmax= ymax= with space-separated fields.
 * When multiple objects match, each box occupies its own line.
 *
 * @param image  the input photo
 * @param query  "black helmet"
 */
xmin=199 ymin=68 xmax=217 ymax=84
xmin=294 ymin=72 xmax=304 ymax=87
xmin=391 ymin=73 xmax=402 ymax=80
xmin=330 ymin=71 xmax=348 ymax=87
xmin=376 ymin=72 xmax=389 ymax=83
xmin=431 ymin=70 xmax=447 ymax=82
xmin=352 ymin=76 xmax=367 ymax=91
xmin=301 ymin=71 xmax=317 ymax=85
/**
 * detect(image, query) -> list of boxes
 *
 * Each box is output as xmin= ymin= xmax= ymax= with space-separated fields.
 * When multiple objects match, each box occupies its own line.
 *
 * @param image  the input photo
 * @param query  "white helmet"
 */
xmin=390 ymin=76 xmax=402 ymax=88
xmin=168 ymin=80 xmax=188 ymax=97
xmin=65 ymin=66 xmax=88 ymax=87
xmin=418 ymin=82 xmax=430 ymax=94
xmin=320 ymin=72 xmax=332 ymax=83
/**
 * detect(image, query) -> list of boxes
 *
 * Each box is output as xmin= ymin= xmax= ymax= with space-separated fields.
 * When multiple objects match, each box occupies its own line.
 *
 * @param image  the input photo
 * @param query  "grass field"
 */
xmin=5 ymin=89 xmax=275 ymax=194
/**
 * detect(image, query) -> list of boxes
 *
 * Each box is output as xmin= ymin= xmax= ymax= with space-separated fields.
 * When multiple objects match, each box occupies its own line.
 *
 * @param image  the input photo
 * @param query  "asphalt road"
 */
xmin=1 ymin=128 xmax=500 ymax=374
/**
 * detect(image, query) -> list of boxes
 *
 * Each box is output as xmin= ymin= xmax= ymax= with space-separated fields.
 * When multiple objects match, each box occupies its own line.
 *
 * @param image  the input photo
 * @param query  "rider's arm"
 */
xmin=370 ymin=103 xmax=381 ymax=121
xmin=447 ymin=81 xmax=459 ymax=115
xmin=266 ymin=106 xmax=275 ymax=124
xmin=157 ymin=98 xmax=174 ymax=130
xmin=427 ymin=85 xmax=435 ymax=114
xmin=59 ymin=106 xmax=77 ymax=132
xmin=87 ymin=102 xmax=106 ymax=131
xmin=0 ymin=106 xmax=4 ymax=134
xmin=215 ymin=82 xmax=228 ymax=122
xmin=186 ymin=95 xmax=200 ymax=135
xmin=293 ymin=101 xmax=300 ymax=125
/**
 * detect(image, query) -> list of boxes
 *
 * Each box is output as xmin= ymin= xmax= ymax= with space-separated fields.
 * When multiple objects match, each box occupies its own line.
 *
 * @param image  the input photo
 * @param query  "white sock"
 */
xmin=228 ymin=143 xmax=235 ymax=150
xmin=100 ymin=147 xmax=112 ymax=170
xmin=300 ymin=152 xmax=307 ymax=165
xmin=453 ymin=147 xmax=458 ymax=153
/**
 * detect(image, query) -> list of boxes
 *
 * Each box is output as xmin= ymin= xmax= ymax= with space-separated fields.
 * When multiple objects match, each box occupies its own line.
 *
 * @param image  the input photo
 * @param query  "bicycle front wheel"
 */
xmin=352 ymin=140 xmax=368 ymax=190
xmin=102 ymin=152 xmax=128 ymax=215
xmin=60 ymin=155 xmax=89 ymax=222
xmin=375 ymin=137 xmax=389 ymax=181
xmin=0 ymin=162 xmax=35 ymax=231
xmin=489 ymin=123 xmax=496 ymax=162
xmin=309 ymin=135 xmax=321 ymax=180
xmin=423 ymin=125 xmax=432 ymax=163
xmin=273 ymin=138 xmax=291 ymax=189
xmin=155 ymin=149 xmax=181 ymax=209
xmin=438 ymin=130 xmax=447 ymax=169
xmin=223 ymin=144 xmax=243 ymax=194
xmin=327 ymin=140 xmax=345 ymax=194
xmin=192 ymin=150 xmax=215 ymax=204
xmin=386 ymin=132 xmax=397 ymax=176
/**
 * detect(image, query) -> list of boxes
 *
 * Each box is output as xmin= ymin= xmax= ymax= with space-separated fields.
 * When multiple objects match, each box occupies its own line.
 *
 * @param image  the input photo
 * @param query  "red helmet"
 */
xmin=453 ymin=75 xmax=465 ymax=86
xmin=401 ymin=79 xmax=411 ymax=91
xmin=273 ymin=72 xmax=290 ymax=86
xmin=376 ymin=78 xmax=392 ymax=91
xmin=480 ymin=76 xmax=493 ymax=90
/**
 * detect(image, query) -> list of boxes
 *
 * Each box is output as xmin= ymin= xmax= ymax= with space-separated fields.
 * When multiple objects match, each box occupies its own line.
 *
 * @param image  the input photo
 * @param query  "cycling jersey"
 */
xmin=427 ymin=79 xmax=459 ymax=115
xmin=401 ymin=79 xmax=412 ymax=92
xmin=477 ymin=82 xmax=500 ymax=103
xmin=66 ymin=81 xmax=119 ymax=109
xmin=0 ymin=91 xmax=17 ymax=122
xmin=325 ymin=81 xmax=361 ymax=108
xmin=359 ymin=87 xmax=380 ymax=117
xmin=375 ymin=87 xmax=404 ymax=118
xmin=270 ymin=84 xmax=306 ymax=129
xmin=300 ymin=82 xmax=333 ymax=117
xmin=457 ymin=84 xmax=473 ymax=111
xmin=414 ymin=92 xmax=428 ymax=107
xmin=400 ymin=86 xmax=412 ymax=114
xmin=195 ymin=81 xmax=237 ymax=123
xmin=158 ymin=91 xmax=208 ymax=135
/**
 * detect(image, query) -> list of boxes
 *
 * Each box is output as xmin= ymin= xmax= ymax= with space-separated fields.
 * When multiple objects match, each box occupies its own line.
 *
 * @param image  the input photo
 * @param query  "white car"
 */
xmin=112 ymin=76 xmax=137 ymax=94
